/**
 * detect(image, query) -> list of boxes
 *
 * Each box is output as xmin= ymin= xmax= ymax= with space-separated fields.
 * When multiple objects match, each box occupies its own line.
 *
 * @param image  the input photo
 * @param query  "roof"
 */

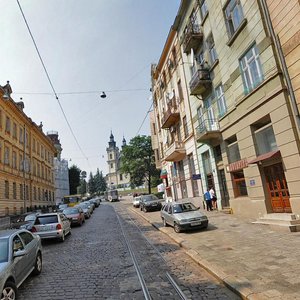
xmin=0 ymin=229 xmax=24 ymax=238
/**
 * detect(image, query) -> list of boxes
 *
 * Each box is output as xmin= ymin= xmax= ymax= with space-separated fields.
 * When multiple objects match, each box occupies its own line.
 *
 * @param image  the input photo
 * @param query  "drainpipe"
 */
xmin=259 ymin=0 xmax=300 ymax=130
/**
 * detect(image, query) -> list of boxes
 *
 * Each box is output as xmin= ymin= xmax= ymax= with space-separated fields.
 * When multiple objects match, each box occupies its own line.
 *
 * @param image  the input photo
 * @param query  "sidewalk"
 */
xmin=125 ymin=200 xmax=300 ymax=300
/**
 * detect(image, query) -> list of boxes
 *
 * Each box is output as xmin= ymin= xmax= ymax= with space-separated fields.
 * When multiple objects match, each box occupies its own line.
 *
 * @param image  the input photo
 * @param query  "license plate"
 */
xmin=39 ymin=226 xmax=51 ymax=231
xmin=191 ymin=221 xmax=201 ymax=226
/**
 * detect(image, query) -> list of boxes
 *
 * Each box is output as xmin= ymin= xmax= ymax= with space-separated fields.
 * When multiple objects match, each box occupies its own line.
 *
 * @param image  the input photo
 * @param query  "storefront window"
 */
xmin=232 ymin=170 xmax=248 ymax=197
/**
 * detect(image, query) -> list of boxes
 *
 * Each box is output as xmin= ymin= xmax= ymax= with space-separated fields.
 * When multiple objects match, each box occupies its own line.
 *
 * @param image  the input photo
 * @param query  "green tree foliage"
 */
xmin=120 ymin=135 xmax=161 ymax=194
xmin=78 ymin=179 xmax=87 ymax=195
xmin=88 ymin=169 xmax=107 ymax=195
xmin=69 ymin=165 xmax=81 ymax=195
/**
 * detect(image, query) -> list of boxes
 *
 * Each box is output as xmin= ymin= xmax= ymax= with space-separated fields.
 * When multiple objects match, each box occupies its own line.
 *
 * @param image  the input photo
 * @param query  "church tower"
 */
xmin=105 ymin=132 xmax=130 ymax=190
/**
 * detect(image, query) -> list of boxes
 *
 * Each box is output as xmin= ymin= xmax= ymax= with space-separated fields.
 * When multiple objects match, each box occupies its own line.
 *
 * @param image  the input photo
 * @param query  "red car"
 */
xmin=62 ymin=207 xmax=85 ymax=226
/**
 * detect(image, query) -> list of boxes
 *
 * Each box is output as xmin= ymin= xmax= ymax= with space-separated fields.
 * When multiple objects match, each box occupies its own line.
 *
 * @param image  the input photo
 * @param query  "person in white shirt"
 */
xmin=209 ymin=187 xmax=217 ymax=210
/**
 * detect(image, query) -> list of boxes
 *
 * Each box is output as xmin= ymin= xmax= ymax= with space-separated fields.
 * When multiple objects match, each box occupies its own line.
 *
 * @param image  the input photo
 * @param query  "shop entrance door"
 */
xmin=264 ymin=163 xmax=291 ymax=213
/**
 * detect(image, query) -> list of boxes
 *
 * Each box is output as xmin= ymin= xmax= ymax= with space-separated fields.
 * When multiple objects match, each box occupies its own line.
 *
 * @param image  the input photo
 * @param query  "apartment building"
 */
xmin=151 ymin=28 xmax=201 ymax=201
xmin=164 ymin=0 xmax=300 ymax=218
xmin=0 ymin=82 xmax=56 ymax=216
xmin=151 ymin=0 xmax=300 ymax=222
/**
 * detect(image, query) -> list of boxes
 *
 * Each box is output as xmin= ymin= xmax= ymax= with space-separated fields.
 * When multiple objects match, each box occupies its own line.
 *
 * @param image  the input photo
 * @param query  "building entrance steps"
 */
xmin=252 ymin=213 xmax=300 ymax=232
xmin=122 ymin=196 xmax=300 ymax=299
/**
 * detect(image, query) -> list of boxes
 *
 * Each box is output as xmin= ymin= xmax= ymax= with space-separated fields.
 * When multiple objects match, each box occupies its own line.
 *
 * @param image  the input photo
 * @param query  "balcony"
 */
xmin=196 ymin=119 xmax=221 ymax=144
xmin=182 ymin=22 xmax=203 ymax=53
xmin=189 ymin=68 xmax=211 ymax=95
xmin=165 ymin=141 xmax=186 ymax=162
xmin=161 ymin=98 xmax=180 ymax=129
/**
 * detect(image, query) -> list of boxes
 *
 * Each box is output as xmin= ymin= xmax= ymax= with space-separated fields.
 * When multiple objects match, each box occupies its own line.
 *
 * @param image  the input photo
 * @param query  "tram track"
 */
xmin=115 ymin=206 xmax=189 ymax=300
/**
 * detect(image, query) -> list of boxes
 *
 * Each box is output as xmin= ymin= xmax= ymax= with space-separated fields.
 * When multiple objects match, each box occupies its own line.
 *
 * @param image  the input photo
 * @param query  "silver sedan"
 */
xmin=0 ymin=229 xmax=42 ymax=300
xmin=161 ymin=202 xmax=208 ymax=233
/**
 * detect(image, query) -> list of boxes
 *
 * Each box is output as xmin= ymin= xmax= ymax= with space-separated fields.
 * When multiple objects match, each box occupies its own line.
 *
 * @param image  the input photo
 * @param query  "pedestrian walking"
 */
xmin=204 ymin=189 xmax=213 ymax=211
xmin=209 ymin=187 xmax=217 ymax=210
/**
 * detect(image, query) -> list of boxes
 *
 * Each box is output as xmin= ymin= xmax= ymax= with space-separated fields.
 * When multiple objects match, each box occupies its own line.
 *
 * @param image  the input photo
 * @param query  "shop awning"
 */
xmin=248 ymin=150 xmax=281 ymax=164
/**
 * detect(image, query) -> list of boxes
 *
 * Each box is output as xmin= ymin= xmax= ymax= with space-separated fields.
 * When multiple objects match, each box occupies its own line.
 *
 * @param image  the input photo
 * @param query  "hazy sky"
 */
xmin=0 ymin=0 xmax=180 ymax=176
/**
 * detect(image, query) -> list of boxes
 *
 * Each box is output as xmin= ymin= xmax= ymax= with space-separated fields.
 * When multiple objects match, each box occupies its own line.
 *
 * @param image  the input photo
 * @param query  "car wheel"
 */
xmin=32 ymin=252 xmax=42 ymax=275
xmin=2 ymin=281 xmax=17 ymax=300
xmin=143 ymin=206 xmax=147 ymax=213
xmin=174 ymin=223 xmax=181 ymax=233
xmin=162 ymin=218 xmax=168 ymax=227
xmin=60 ymin=233 xmax=65 ymax=242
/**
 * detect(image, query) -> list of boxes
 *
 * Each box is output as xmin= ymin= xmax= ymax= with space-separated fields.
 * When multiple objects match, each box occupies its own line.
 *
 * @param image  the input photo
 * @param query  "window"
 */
xmin=26 ymin=185 xmax=29 ymax=201
xmin=227 ymin=136 xmax=241 ymax=163
xmin=4 ymin=181 xmax=9 ymax=198
xmin=240 ymin=45 xmax=263 ymax=94
xmin=12 ymin=151 xmax=16 ymax=169
xmin=5 ymin=117 xmax=10 ymax=134
xmin=0 ymin=111 xmax=2 ymax=129
xmin=20 ymin=184 xmax=24 ymax=200
xmin=19 ymin=127 xmax=24 ymax=144
xmin=177 ymin=80 xmax=184 ymax=102
xmin=202 ymin=151 xmax=212 ymax=174
xmin=224 ymin=0 xmax=244 ymax=37
xmin=207 ymin=34 xmax=217 ymax=65
xmin=13 ymin=182 xmax=16 ymax=199
xmin=4 ymin=146 xmax=9 ymax=165
xmin=13 ymin=236 xmax=24 ymax=252
xmin=33 ymin=187 xmax=37 ymax=200
xmin=25 ymin=132 xmax=29 ymax=148
xmin=110 ymin=163 xmax=113 ymax=169
xmin=254 ymin=124 xmax=277 ymax=155
xmin=232 ymin=170 xmax=248 ymax=197
xmin=200 ymin=0 xmax=208 ymax=21
xmin=13 ymin=123 xmax=17 ymax=139
xmin=216 ymin=85 xmax=227 ymax=117
xmin=120 ymin=174 xmax=123 ymax=181
xmin=38 ymin=187 xmax=41 ymax=201
xmin=19 ymin=231 xmax=34 ymax=245
xmin=32 ymin=138 xmax=36 ymax=152
xmin=110 ymin=154 xmax=112 ymax=159
xmin=19 ymin=154 xmax=23 ymax=171
xmin=183 ymin=116 xmax=189 ymax=138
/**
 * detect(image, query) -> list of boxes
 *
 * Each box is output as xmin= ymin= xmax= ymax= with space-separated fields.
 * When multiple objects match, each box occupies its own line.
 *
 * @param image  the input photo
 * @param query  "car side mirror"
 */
xmin=13 ymin=249 xmax=26 ymax=258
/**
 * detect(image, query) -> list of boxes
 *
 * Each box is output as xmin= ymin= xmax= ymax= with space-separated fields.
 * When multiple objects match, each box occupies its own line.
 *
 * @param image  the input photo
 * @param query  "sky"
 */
xmin=0 ymin=0 xmax=180 ymax=176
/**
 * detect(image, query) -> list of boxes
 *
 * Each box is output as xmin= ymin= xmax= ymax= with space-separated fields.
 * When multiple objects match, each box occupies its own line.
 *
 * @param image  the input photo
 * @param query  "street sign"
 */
xmin=192 ymin=174 xmax=201 ymax=180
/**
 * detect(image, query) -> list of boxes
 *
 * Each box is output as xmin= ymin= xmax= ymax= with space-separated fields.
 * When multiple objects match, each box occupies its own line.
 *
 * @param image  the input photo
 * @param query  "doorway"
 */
xmin=264 ymin=163 xmax=291 ymax=213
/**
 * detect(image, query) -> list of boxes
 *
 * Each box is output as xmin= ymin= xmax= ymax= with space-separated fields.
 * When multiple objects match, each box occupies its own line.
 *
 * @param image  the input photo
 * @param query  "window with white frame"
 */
xmin=224 ymin=0 xmax=245 ymax=37
xmin=216 ymin=85 xmax=227 ymax=117
xmin=207 ymin=34 xmax=217 ymax=65
xmin=254 ymin=124 xmax=277 ymax=155
xmin=200 ymin=0 xmax=208 ymax=21
xmin=240 ymin=45 xmax=263 ymax=94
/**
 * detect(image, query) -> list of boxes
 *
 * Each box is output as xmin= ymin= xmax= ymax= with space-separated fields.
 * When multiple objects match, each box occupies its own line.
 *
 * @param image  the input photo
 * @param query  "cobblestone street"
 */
xmin=17 ymin=203 xmax=239 ymax=299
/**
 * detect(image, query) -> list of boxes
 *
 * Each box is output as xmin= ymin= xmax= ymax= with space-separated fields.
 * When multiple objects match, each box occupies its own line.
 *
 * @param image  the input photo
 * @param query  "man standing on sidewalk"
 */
xmin=204 ymin=189 xmax=213 ymax=211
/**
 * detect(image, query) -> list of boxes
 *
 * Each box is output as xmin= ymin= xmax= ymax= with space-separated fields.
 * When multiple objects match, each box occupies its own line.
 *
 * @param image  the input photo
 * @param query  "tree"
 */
xmin=88 ymin=172 xmax=97 ymax=194
xmin=120 ymin=135 xmax=161 ymax=194
xmin=68 ymin=165 xmax=81 ymax=195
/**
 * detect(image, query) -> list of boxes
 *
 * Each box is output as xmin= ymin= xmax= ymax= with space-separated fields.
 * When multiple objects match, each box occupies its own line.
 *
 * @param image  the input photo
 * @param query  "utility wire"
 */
xmin=136 ymin=102 xmax=153 ymax=136
xmin=16 ymin=0 xmax=90 ymax=167
xmin=13 ymin=88 xmax=148 ymax=96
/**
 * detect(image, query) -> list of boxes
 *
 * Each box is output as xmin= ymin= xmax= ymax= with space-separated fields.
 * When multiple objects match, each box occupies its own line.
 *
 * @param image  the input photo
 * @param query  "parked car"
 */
xmin=89 ymin=198 xmax=100 ymax=207
xmin=57 ymin=204 xmax=68 ymax=212
xmin=0 ymin=229 xmax=42 ymax=300
xmin=140 ymin=194 xmax=163 ymax=212
xmin=132 ymin=196 xmax=141 ymax=208
xmin=63 ymin=207 xmax=85 ymax=226
xmin=76 ymin=203 xmax=92 ymax=219
xmin=161 ymin=202 xmax=208 ymax=233
xmin=20 ymin=213 xmax=39 ymax=231
xmin=31 ymin=213 xmax=71 ymax=242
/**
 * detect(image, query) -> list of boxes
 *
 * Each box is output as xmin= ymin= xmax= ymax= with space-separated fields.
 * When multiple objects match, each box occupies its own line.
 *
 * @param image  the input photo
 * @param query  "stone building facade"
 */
xmin=0 ymin=82 xmax=56 ymax=216
xmin=151 ymin=0 xmax=300 ymax=222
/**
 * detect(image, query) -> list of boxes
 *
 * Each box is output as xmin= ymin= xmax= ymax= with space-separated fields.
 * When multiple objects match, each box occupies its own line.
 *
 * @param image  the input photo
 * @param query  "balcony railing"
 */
xmin=182 ymin=22 xmax=203 ymax=53
xmin=196 ymin=119 xmax=221 ymax=144
xmin=161 ymin=98 xmax=180 ymax=129
xmin=189 ymin=68 xmax=211 ymax=95
xmin=164 ymin=141 xmax=186 ymax=162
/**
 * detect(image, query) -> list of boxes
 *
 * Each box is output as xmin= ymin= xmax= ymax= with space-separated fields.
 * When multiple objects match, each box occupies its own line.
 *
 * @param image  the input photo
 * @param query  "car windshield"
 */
xmin=35 ymin=215 xmax=58 ymax=225
xmin=25 ymin=214 xmax=36 ymax=221
xmin=173 ymin=203 xmax=196 ymax=213
xmin=0 ymin=238 xmax=9 ymax=263
xmin=63 ymin=208 xmax=79 ymax=214
xmin=143 ymin=195 xmax=158 ymax=202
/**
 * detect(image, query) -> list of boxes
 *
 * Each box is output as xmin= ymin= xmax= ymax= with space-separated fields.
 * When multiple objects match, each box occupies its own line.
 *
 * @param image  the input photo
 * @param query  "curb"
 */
xmin=128 ymin=207 xmax=283 ymax=300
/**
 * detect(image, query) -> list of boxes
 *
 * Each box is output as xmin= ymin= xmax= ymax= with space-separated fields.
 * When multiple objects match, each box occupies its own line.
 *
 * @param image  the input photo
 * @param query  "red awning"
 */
xmin=248 ymin=150 xmax=281 ymax=164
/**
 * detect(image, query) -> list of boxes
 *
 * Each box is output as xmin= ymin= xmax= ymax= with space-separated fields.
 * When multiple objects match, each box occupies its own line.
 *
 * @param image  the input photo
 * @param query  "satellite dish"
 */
xmin=168 ymin=91 xmax=174 ymax=99
xmin=190 ymin=48 xmax=194 ymax=65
